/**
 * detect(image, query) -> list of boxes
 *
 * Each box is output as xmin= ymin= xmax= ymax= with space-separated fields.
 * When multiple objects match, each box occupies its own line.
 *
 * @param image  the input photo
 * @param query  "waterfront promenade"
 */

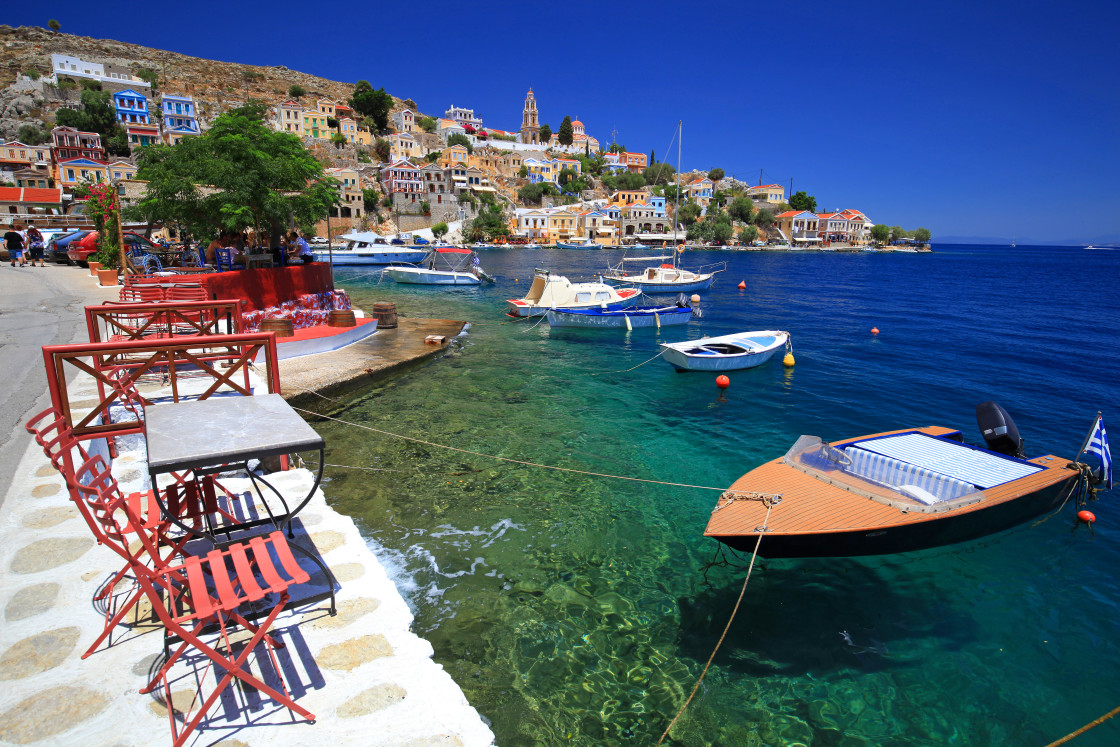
xmin=0 ymin=266 xmax=494 ymax=745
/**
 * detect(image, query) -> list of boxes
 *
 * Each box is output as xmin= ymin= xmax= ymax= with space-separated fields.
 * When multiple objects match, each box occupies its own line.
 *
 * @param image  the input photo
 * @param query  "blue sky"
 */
xmin=12 ymin=0 xmax=1119 ymax=243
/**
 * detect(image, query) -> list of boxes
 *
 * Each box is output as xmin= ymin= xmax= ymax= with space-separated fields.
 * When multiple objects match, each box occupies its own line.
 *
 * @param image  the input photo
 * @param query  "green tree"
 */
xmin=788 ymin=191 xmax=818 ymax=212
xmin=712 ymin=222 xmax=734 ymax=244
xmin=136 ymin=68 xmax=159 ymax=90
xmin=753 ymin=209 xmax=775 ymax=230
xmin=23 ymin=68 xmax=40 ymax=81
xmin=425 ymin=151 xmax=440 ymax=163
xmin=870 ymin=224 xmax=891 ymax=243
xmin=17 ymin=124 xmax=47 ymax=145
xmin=327 ymin=116 xmax=339 ymax=129
xmin=558 ymin=167 xmax=578 ymax=187
xmin=288 ymin=84 xmax=306 ymax=99
xmin=363 ymin=188 xmax=381 ymax=212
xmin=728 ymin=196 xmax=755 ymax=225
xmin=418 ymin=116 xmax=437 ymax=133
xmin=663 ymin=185 xmax=683 ymax=203
xmin=373 ymin=138 xmax=391 ymax=162
xmin=679 ymin=202 xmax=702 ymax=226
xmin=687 ymin=220 xmax=713 ymax=242
xmin=330 ymin=132 xmax=346 ymax=148
xmin=518 ymin=183 xmax=543 ymax=204
xmin=431 ymin=222 xmax=449 ymax=240
xmin=447 ymin=132 xmax=473 ymax=154
xmin=649 ymin=148 xmax=655 ymax=165
xmin=539 ymin=123 xmax=552 ymax=142
xmin=349 ymin=81 xmax=393 ymax=132
xmin=55 ymin=89 xmax=131 ymax=156
xmin=618 ymin=171 xmax=645 ymax=190
xmin=558 ymin=116 xmax=574 ymax=146
xmin=708 ymin=167 xmax=725 ymax=182
xmin=518 ymin=165 xmax=528 ymax=178
xmin=891 ymin=226 xmax=908 ymax=242
xmin=913 ymin=227 xmax=932 ymax=244
xmin=740 ymin=225 xmax=759 ymax=244
xmin=57 ymin=77 xmax=77 ymax=91
xmin=48 ymin=19 xmax=60 ymax=31
xmin=643 ymin=162 xmax=676 ymax=186
xmin=710 ymin=189 xmax=728 ymax=209
xmin=466 ymin=204 xmax=509 ymax=242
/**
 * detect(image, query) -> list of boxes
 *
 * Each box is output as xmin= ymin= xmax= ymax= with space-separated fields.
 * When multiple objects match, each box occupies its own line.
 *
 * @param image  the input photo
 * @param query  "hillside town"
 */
xmin=1 ymin=39 xmax=929 ymax=249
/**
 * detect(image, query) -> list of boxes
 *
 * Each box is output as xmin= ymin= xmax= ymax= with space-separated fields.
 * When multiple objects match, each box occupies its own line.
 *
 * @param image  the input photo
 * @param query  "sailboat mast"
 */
xmin=674 ymin=120 xmax=681 ymax=267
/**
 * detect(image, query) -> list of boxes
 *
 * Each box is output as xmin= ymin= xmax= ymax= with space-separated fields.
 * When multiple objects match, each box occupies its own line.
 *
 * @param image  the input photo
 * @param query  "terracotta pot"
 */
xmin=96 ymin=267 xmax=119 ymax=287
xmin=88 ymin=261 xmax=101 ymax=276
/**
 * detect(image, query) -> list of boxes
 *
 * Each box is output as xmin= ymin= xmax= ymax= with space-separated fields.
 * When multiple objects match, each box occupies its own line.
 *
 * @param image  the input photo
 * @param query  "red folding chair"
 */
xmin=74 ymin=455 xmax=316 ymax=746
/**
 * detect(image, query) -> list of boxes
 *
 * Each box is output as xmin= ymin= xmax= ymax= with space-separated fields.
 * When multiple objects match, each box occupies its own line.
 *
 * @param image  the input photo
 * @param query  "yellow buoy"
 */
xmin=783 ymin=352 xmax=796 ymax=367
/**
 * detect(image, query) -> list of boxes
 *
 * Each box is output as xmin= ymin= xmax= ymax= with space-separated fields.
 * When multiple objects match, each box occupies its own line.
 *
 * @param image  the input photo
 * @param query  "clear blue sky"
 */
xmin=12 ymin=0 xmax=1120 ymax=243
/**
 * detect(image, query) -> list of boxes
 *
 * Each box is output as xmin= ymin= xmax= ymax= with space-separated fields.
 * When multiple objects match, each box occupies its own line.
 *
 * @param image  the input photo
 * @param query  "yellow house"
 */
xmin=56 ymin=158 xmax=109 ymax=188
xmin=438 ymin=144 xmax=469 ymax=169
xmin=107 ymin=160 xmax=137 ymax=181
xmin=748 ymin=183 xmax=785 ymax=204
xmin=317 ymin=99 xmax=337 ymax=118
xmin=555 ymin=158 xmax=581 ymax=176
xmin=302 ymin=110 xmax=329 ymax=139
xmin=275 ymin=100 xmax=303 ymax=135
xmin=609 ymin=189 xmax=647 ymax=206
xmin=389 ymin=133 xmax=419 ymax=162
xmin=547 ymin=209 xmax=579 ymax=242
xmin=339 ymin=117 xmax=371 ymax=145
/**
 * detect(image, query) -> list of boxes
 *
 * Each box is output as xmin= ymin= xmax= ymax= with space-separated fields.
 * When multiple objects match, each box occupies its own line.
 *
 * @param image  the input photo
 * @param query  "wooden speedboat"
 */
xmin=706 ymin=409 xmax=1085 ymax=558
xmin=506 ymin=269 xmax=640 ymax=317
xmin=660 ymin=330 xmax=788 ymax=372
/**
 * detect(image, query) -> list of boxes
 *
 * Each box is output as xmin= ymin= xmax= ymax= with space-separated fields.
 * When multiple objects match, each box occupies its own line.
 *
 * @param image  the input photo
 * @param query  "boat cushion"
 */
xmin=850 ymin=432 xmax=1041 ymax=487
xmin=843 ymin=447 xmax=976 ymax=503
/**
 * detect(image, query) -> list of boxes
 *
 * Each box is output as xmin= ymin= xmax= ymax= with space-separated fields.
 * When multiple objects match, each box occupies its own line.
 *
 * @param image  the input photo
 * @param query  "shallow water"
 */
xmin=307 ymin=245 xmax=1119 ymax=745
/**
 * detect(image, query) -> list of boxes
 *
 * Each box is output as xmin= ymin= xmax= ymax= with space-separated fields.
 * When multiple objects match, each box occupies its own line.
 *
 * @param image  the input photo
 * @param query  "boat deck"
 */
xmin=705 ymin=426 xmax=1076 ymax=541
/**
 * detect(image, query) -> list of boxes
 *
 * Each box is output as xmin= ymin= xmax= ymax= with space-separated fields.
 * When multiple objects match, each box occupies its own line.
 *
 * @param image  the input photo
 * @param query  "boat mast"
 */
xmin=674 ymin=120 xmax=681 ymax=268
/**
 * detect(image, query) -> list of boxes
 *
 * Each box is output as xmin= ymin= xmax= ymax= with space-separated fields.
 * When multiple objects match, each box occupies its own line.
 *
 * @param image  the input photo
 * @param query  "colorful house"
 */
xmin=444 ymin=105 xmax=482 ymax=130
xmin=161 ymin=94 xmax=199 ymax=137
xmin=107 ymin=160 xmax=137 ymax=181
xmin=56 ymin=158 xmax=109 ymax=188
xmin=381 ymin=160 xmax=423 ymax=194
xmin=51 ymin=126 xmax=106 ymax=163
xmin=523 ymin=157 xmax=556 ymax=184
xmin=275 ymin=100 xmax=304 ymax=135
xmin=518 ymin=210 xmax=550 ymax=240
xmin=302 ymin=110 xmax=329 ymax=139
xmin=388 ymin=133 xmax=419 ymax=162
xmin=547 ymin=209 xmax=579 ymax=242
xmin=126 ymin=123 xmax=160 ymax=148
xmin=392 ymin=109 xmax=415 ymax=133
xmin=316 ymin=99 xmax=337 ymax=119
xmin=0 ymin=186 xmax=64 ymax=218
xmin=609 ymin=189 xmax=647 ymax=206
xmin=748 ymin=184 xmax=785 ymax=204
xmin=438 ymin=144 xmax=469 ymax=169
xmin=339 ymin=117 xmax=370 ymax=145
xmin=0 ymin=141 xmax=51 ymax=177
xmin=775 ymin=210 xmax=819 ymax=242
xmin=113 ymin=89 xmax=151 ymax=126
xmin=621 ymin=152 xmax=647 ymax=173
xmin=685 ymin=178 xmax=713 ymax=207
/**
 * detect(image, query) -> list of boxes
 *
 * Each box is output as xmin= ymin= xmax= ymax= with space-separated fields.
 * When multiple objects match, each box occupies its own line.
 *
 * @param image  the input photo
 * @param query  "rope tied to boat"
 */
xmin=657 ymin=498 xmax=777 ymax=745
xmin=711 ymin=490 xmax=782 ymax=512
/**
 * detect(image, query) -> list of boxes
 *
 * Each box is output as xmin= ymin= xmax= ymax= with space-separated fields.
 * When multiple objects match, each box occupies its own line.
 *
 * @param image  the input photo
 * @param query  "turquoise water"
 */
xmin=309 ymin=245 xmax=1119 ymax=745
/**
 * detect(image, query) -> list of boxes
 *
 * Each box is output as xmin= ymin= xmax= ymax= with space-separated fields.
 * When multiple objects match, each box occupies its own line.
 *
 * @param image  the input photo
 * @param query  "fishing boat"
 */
xmin=601 ymin=121 xmax=725 ymax=292
xmin=506 ymin=269 xmax=640 ymax=317
xmin=315 ymin=231 xmax=427 ymax=265
xmin=546 ymin=296 xmax=695 ymax=329
xmin=556 ymin=239 xmax=601 ymax=249
xmin=660 ymin=330 xmax=789 ymax=372
xmin=384 ymin=247 xmax=493 ymax=285
xmin=705 ymin=403 xmax=1107 ymax=558
xmin=525 ymin=243 xmax=542 ymax=250
xmin=472 ymin=242 xmax=499 ymax=250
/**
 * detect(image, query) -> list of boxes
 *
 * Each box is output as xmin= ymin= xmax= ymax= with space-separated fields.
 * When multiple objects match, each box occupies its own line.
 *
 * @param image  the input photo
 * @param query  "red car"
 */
xmin=69 ymin=231 xmax=161 ymax=265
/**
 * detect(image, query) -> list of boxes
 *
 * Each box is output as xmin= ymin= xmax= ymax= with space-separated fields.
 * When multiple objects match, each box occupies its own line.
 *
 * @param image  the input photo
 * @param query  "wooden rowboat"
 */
xmin=706 ymin=424 xmax=1083 ymax=558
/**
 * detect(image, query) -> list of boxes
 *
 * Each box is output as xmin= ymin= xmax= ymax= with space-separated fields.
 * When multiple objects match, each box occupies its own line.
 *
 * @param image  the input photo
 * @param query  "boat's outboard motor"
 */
xmin=675 ymin=293 xmax=690 ymax=308
xmin=976 ymin=401 xmax=1025 ymax=457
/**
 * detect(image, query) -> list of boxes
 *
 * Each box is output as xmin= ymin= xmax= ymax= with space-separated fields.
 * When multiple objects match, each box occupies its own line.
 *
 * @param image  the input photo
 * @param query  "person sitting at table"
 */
xmin=287 ymin=231 xmax=315 ymax=265
xmin=205 ymin=233 xmax=227 ymax=265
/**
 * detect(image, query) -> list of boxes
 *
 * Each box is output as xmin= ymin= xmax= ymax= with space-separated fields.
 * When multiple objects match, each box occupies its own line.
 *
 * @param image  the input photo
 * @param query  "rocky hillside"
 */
xmin=0 ymin=24 xmax=408 ymax=137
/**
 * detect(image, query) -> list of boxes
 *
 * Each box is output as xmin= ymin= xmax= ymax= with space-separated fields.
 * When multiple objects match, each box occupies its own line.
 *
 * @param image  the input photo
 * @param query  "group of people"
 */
xmin=3 ymin=221 xmax=47 ymax=268
xmin=202 ymin=230 xmax=315 ymax=268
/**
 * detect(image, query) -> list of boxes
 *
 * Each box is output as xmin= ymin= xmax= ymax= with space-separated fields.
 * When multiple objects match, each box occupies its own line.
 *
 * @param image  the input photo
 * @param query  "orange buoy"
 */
xmin=716 ymin=375 xmax=730 ymax=389
xmin=1078 ymin=510 xmax=1096 ymax=524
xmin=871 ymin=327 xmax=879 ymax=335
xmin=737 ymin=281 xmax=746 ymax=290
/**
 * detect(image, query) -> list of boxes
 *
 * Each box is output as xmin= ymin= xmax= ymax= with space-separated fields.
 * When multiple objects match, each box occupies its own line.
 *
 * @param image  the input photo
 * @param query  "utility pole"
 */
xmin=759 ymin=168 xmax=762 ymax=187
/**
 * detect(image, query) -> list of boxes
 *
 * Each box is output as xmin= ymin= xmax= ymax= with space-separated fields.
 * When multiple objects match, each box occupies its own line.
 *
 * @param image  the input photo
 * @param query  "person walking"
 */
xmin=4 ymin=224 xmax=26 ymax=267
xmin=25 ymin=222 xmax=46 ymax=267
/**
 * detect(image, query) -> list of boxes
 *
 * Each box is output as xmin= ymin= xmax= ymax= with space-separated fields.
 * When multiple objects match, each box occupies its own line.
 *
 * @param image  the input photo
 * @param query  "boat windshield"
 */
xmin=782 ymin=435 xmax=985 ymax=514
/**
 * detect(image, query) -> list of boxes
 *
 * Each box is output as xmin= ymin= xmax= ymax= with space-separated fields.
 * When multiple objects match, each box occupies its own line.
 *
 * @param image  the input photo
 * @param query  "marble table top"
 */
xmin=145 ymin=394 xmax=324 ymax=474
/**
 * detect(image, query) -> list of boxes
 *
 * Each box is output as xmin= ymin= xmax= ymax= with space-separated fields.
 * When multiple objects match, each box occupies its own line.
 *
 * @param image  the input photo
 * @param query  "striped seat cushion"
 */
xmin=843 ymin=447 xmax=975 ymax=504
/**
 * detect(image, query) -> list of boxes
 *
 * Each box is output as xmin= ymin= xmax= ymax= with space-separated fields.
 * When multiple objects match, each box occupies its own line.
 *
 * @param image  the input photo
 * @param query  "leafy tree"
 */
xmin=420 ymin=201 xmax=430 ymax=216
xmin=617 ymin=171 xmax=645 ymax=190
xmin=558 ymin=116 xmax=574 ymax=146
xmin=288 ymin=84 xmax=306 ymax=99
xmin=740 ymin=225 xmax=759 ymax=244
xmin=891 ymin=226 xmax=908 ymax=242
xmin=686 ymin=220 xmax=713 ymax=242
xmin=363 ymin=188 xmax=381 ymax=212
xmin=558 ymin=167 xmax=578 ymax=187
xmin=753 ymin=209 xmax=775 ymax=229
xmin=870 ymin=224 xmax=890 ymax=243
xmin=432 ymin=222 xmax=449 ymax=240
xmin=80 ymin=79 xmax=102 ymax=91
xmin=447 ymin=133 xmax=473 ymax=154
xmin=518 ymin=165 xmax=528 ymax=178
xmin=425 ymin=151 xmax=440 ymax=163
xmin=136 ymin=68 xmax=159 ymax=90
xmin=466 ymin=204 xmax=509 ymax=241
xmin=649 ymin=148 xmax=655 ymax=165
xmin=349 ymin=81 xmax=393 ymax=132
xmin=663 ymin=185 xmax=683 ymax=203
xmin=678 ymin=202 xmax=702 ymax=226
xmin=710 ymin=189 xmax=728 ymax=209
xmin=643 ymin=162 xmax=676 ymax=186
xmin=913 ymin=227 xmax=932 ymax=244
xmin=788 ymin=191 xmax=817 ymax=213
xmin=728 ymin=196 xmax=755 ymax=225
xmin=48 ymin=19 xmax=60 ymax=31
xmin=539 ymin=123 xmax=552 ymax=142
xmin=404 ymin=98 xmax=418 ymax=110
xmin=128 ymin=103 xmax=337 ymax=243
xmin=57 ymin=77 xmax=77 ymax=91
xmin=327 ymin=117 xmax=339 ymax=129
xmin=330 ymin=132 xmax=346 ymax=148
xmin=418 ymin=116 xmax=437 ymax=133
xmin=373 ymin=138 xmax=391 ymax=162
xmin=17 ymin=124 xmax=47 ymax=145
xmin=708 ymin=167 xmax=725 ymax=182
xmin=712 ymin=222 xmax=734 ymax=244
xmin=518 ymin=183 xmax=544 ymax=204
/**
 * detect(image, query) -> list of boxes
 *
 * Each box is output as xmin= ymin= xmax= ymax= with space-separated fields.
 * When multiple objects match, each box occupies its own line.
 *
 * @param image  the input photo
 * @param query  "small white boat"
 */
xmin=602 ymin=260 xmax=724 ymax=293
xmin=660 ymin=330 xmax=790 ymax=372
xmin=546 ymin=301 xmax=694 ymax=329
xmin=506 ymin=269 xmax=640 ymax=317
xmin=472 ymin=243 xmax=498 ymax=250
xmin=316 ymin=231 xmax=428 ymax=265
xmin=556 ymin=239 xmax=600 ymax=249
xmin=525 ymin=243 xmax=542 ymax=250
xmin=384 ymin=247 xmax=493 ymax=285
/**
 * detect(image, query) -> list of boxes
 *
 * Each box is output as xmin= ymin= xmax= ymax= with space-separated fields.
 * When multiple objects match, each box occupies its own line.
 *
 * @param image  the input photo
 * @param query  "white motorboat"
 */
xmin=506 ymin=269 xmax=641 ymax=317
xmin=556 ymin=239 xmax=601 ymax=249
xmin=525 ymin=243 xmax=542 ymax=250
xmin=660 ymin=330 xmax=790 ymax=372
xmin=316 ymin=231 xmax=427 ymax=265
xmin=384 ymin=247 xmax=493 ymax=285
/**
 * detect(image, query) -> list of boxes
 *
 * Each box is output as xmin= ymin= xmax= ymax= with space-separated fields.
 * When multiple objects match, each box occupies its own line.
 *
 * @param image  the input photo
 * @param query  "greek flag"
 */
xmin=1083 ymin=415 xmax=1112 ymax=489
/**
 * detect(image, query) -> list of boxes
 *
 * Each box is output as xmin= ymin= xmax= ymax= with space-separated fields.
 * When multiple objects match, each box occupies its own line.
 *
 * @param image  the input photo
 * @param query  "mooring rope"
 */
xmin=292 ymin=407 xmax=730 ymax=492
xmin=1045 ymin=703 xmax=1120 ymax=746
xmin=657 ymin=496 xmax=777 ymax=744
xmin=590 ymin=350 xmax=664 ymax=375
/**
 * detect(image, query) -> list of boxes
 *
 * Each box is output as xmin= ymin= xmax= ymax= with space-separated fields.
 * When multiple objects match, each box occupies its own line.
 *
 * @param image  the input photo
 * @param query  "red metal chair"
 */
xmin=74 ymin=455 xmax=316 ymax=746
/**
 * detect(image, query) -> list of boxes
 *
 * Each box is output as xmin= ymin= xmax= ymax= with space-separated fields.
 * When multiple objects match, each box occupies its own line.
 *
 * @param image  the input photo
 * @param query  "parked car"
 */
xmin=309 ymin=237 xmax=328 ymax=244
xmin=68 ymin=231 xmax=161 ymax=265
xmin=413 ymin=236 xmax=429 ymax=245
xmin=47 ymin=230 xmax=92 ymax=264
xmin=389 ymin=238 xmax=406 ymax=245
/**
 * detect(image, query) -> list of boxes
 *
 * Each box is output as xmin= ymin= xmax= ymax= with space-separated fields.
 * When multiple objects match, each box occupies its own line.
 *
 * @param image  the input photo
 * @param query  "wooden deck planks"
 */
xmin=705 ymin=427 xmax=1077 ymax=540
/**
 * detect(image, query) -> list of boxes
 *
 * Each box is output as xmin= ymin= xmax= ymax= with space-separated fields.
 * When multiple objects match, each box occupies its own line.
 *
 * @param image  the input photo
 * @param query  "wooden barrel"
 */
xmin=328 ymin=309 xmax=356 ymax=327
xmin=260 ymin=317 xmax=295 ymax=338
xmin=371 ymin=302 xmax=398 ymax=329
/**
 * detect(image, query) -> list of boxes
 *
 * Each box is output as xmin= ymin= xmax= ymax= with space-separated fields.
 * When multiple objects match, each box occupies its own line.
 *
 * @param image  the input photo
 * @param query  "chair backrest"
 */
xmin=165 ymin=284 xmax=208 ymax=302
xmin=215 ymin=248 xmax=232 ymax=272
xmin=74 ymin=455 xmax=146 ymax=559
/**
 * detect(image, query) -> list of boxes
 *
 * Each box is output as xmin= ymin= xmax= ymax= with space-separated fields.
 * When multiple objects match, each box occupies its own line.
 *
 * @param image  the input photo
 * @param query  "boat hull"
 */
xmin=385 ymin=267 xmax=481 ymax=285
xmin=314 ymin=249 xmax=428 ymax=265
xmin=556 ymin=241 xmax=601 ymax=249
xmin=546 ymin=305 xmax=694 ymax=328
xmin=602 ymin=275 xmax=714 ymax=293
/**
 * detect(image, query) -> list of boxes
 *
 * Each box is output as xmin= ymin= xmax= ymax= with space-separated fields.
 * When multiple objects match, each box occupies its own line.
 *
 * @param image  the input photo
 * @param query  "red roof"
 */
xmin=751 ymin=184 xmax=783 ymax=190
xmin=0 ymin=187 xmax=62 ymax=204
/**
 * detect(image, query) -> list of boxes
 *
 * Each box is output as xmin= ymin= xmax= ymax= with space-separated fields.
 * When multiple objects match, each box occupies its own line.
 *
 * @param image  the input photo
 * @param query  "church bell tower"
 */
xmin=520 ymin=89 xmax=540 ymax=145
